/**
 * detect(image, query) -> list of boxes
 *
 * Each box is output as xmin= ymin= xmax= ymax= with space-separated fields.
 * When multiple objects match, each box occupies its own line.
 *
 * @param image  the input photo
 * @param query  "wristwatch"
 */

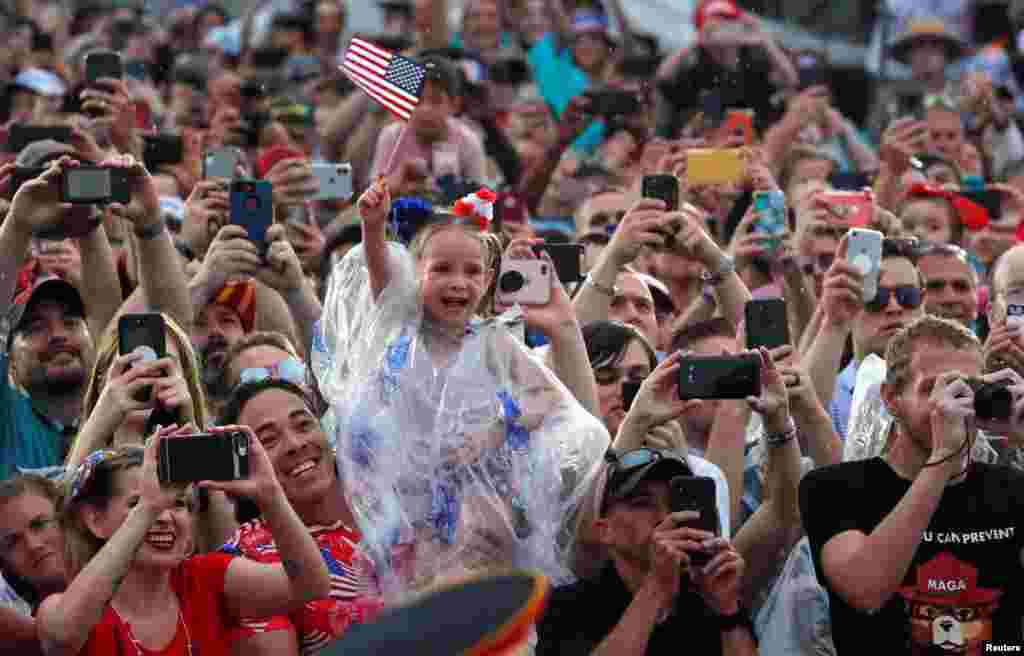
xmin=701 ymin=254 xmax=736 ymax=286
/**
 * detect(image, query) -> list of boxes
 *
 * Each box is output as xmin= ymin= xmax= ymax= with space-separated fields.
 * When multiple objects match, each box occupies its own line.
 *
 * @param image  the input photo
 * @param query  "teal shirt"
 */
xmin=0 ymin=355 xmax=68 ymax=480
xmin=526 ymin=33 xmax=604 ymax=155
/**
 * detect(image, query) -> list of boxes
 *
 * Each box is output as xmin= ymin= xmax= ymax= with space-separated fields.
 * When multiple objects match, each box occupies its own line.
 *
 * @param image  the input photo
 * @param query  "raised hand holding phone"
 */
xmin=193 ymin=224 xmax=262 ymax=298
xmin=746 ymin=347 xmax=791 ymax=433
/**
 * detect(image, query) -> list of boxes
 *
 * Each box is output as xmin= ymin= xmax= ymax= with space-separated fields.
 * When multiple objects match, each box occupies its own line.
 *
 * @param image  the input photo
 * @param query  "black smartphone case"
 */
xmin=678 ymin=354 xmax=761 ymax=400
xmin=119 ymin=313 xmax=166 ymax=403
xmin=642 ymin=174 xmax=679 ymax=212
xmin=532 ymin=243 xmax=584 ymax=283
xmin=158 ymin=432 xmax=250 ymax=484
xmin=745 ymin=299 xmax=790 ymax=351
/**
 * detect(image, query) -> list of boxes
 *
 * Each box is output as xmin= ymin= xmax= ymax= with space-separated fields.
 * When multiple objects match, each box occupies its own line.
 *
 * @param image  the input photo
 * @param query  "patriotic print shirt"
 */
xmin=221 ymin=519 xmax=384 ymax=654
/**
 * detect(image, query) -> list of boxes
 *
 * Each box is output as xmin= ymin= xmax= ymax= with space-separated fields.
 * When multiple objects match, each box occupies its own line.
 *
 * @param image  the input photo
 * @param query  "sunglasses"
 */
xmin=602 ymin=447 xmax=691 ymax=508
xmin=239 ymin=356 xmax=307 ymax=387
xmin=865 ymin=285 xmax=923 ymax=313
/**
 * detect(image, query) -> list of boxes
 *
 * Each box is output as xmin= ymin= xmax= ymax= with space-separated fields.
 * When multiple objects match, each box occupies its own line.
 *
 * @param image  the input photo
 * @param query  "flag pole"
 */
xmin=384 ymin=121 xmax=410 ymax=177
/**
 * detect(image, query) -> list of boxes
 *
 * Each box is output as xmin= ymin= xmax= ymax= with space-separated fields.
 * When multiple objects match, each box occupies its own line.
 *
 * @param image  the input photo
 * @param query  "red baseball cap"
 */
xmin=694 ymin=0 xmax=744 ymax=30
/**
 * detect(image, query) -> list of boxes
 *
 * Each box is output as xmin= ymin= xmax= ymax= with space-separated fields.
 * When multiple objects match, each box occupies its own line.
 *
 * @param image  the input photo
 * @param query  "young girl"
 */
xmin=312 ymin=180 xmax=608 ymax=599
xmin=36 ymin=427 xmax=331 ymax=656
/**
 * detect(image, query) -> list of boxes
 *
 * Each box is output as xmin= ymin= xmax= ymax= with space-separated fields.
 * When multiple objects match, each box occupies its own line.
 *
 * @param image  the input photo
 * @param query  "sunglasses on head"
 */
xmin=239 ymin=356 xmax=307 ymax=387
xmin=602 ymin=448 xmax=691 ymax=510
xmin=865 ymin=285 xmax=923 ymax=312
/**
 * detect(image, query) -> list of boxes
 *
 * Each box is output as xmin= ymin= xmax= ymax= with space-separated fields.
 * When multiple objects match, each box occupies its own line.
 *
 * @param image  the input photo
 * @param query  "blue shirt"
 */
xmin=829 ymin=359 xmax=859 ymax=441
xmin=526 ymin=34 xmax=604 ymax=155
xmin=0 ymin=354 xmax=69 ymax=480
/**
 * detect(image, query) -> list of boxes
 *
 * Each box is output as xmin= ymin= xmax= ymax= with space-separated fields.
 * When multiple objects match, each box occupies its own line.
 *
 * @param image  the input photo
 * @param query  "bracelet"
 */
xmin=764 ymin=417 xmax=797 ymax=447
xmin=700 ymin=255 xmax=735 ymax=286
xmin=585 ymin=273 xmax=618 ymax=298
xmin=714 ymin=605 xmax=751 ymax=633
xmin=135 ymin=221 xmax=166 ymax=240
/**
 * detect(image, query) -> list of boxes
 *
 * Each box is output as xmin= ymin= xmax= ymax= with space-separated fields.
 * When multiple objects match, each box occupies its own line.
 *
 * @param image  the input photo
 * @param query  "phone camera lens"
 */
xmin=245 ymin=196 xmax=261 ymax=210
xmin=499 ymin=270 xmax=526 ymax=293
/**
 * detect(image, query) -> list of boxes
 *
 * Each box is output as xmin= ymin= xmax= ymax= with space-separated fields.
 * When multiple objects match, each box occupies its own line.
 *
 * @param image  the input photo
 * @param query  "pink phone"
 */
xmin=496 ymin=259 xmax=552 ymax=306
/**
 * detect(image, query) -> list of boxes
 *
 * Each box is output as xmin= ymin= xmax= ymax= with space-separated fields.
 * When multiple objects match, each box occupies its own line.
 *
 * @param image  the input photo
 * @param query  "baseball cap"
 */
xmin=7 ymin=275 xmax=87 ymax=348
xmin=694 ymin=0 xmax=744 ymax=30
xmin=602 ymin=448 xmax=692 ymax=512
xmin=14 ymin=68 xmax=67 ymax=97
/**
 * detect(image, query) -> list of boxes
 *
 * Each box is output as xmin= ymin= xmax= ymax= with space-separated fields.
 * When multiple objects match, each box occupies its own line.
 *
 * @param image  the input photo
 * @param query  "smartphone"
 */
xmin=1005 ymin=291 xmax=1024 ymax=328
xmin=961 ymin=188 xmax=1002 ymax=221
xmin=641 ymin=174 xmax=679 ymax=212
xmin=847 ymin=228 xmax=884 ymax=303
xmin=496 ymin=258 xmax=552 ymax=306
xmin=532 ymin=243 xmax=584 ymax=284
xmin=686 ymin=149 xmax=744 ymax=186
xmin=670 ymin=475 xmax=719 ymax=566
xmin=118 ymin=313 xmax=166 ymax=403
xmin=204 ymin=147 xmax=241 ymax=180
xmin=124 ymin=59 xmax=149 ymax=81
xmin=745 ymin=299 xmax=790 ymax=351
xmin=9 ymin=166 xmax=46 ymax=195
xmin=230 ymin=180 xmax=274 ymax=255
xmin=720 ymin=109 xmax=755 ymax=145
xmin=61 ymin=167 xmax=131 ymax=205
xmin=678 ymin=353 xmax=761 ymax=400
xmin=84 ymin=50 xmax=123 ymax=85
xmin=622 ymin=380 xmax=642 ymax=412
xmin=142 ymin=134 xmax=184 ymax=171
xmin=311 ymin=162 xmax=353 ymax=201
xmin=158 ymin=431 xmax=250 ymax=484
xmin=752 ymin=190 xmax=786 ymax=251
xmin=698 ymin=89 xmax=725 ymax=125
xmin=583 ymin=88 xmax=641 ymax=117
xmin=5 ymin=125 xmax=74 ymax=153
xmin=817 ymin=191 xmax=873 ymax=227
xmin=250 ymin=47 xmax=290 ymax=71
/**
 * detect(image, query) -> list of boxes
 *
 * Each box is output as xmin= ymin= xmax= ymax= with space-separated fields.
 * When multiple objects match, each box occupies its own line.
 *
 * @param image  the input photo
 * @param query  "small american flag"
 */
xmin=341 ymin=37 xmax=426 ymax=121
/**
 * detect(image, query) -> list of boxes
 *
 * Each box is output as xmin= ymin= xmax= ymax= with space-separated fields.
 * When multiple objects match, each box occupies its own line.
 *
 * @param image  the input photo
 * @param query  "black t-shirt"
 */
xmin=800 ymin=458 xmax=1024 ymax=655
xmin=656 ymin=47 xmax=779 ymax=137
xmin=535 ymin=564 xmax=738 ymax=656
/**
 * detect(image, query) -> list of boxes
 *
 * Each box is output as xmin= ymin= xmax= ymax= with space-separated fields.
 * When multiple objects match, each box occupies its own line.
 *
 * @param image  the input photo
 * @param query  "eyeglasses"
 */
xmin=865 ymin=285 xmax=924 ymax=312
xmin=239 ymin=356 xmax=307 ymax=387
xmin=0 ymin=515 xmax=58 ymax=553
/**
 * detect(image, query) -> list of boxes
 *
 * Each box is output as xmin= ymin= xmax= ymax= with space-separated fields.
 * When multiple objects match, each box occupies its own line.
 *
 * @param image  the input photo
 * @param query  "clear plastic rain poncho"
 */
xmin=311 ymin=240 xmax=610 ymax=600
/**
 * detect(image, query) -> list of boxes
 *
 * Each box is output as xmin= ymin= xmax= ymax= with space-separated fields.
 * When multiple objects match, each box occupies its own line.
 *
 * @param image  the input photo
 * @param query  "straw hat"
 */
xmin=889 ymin=18 xmax=965 ymax=63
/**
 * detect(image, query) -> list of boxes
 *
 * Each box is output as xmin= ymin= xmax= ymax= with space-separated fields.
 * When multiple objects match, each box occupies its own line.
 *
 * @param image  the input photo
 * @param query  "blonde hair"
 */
xmin=72 ymin=313 xmax=208 ymax=461
xmin=884 ymin=315 xmax=981 ymax=393
xmin=408 ymin=220 xmax=505 ymax=319
xmin=60 ymin=447 xmax=144 ymax=580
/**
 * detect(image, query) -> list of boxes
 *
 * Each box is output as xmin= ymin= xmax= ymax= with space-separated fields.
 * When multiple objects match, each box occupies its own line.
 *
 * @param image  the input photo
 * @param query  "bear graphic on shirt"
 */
xmin=898 ymin=552 xmax=1003 ymax=655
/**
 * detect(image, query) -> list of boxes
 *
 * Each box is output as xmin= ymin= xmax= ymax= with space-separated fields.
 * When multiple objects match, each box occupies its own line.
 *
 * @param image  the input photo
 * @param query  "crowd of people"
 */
xmin=1 ymin=0 xmax=1024 ymax=654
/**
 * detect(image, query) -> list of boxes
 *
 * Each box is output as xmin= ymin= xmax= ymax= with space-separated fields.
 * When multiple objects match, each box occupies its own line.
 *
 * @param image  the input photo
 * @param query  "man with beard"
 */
xmin=191 ymin=279 xmax=255 ymax=408
xmin=806 ymin=236 xmax=925 ymax=439
xmin=800 ymin=316 xmax=1024 ymax=655
xmin=369 ymin=56 xmax=486 ymax=184
xmin=0 ymin=276 xmax=94 ymax=479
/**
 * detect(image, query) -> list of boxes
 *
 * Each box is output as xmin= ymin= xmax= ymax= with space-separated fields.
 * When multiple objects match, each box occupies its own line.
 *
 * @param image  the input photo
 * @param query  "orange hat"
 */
xmin=212 ymin=279 xmax=256 ymax=333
